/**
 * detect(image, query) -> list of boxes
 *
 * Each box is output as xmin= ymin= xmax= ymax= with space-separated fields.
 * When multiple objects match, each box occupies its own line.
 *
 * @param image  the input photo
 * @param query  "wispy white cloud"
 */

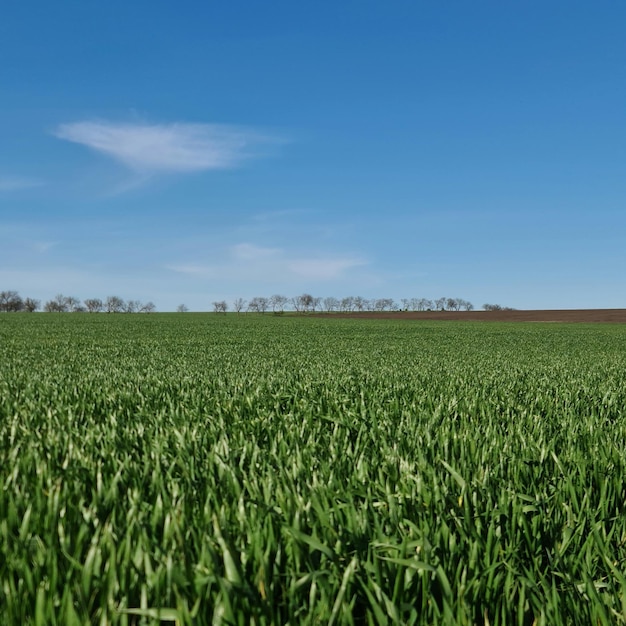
xmin=251 ymin=209 xmax=311 ymax=222
xmin=167 ymin=243 xmax=367 ymax=283
xmin=164 ymin=263 xmax=217 ymax=277
xmin=30 ymin=240 xmax=59 ymax=254
xmin=231 ymin=243 xmax=281 ymax=261
xmin=0 ymin=176 xmax=42 ymax=191
xmin=287 ymin=257 xmax=365 ymax=280
xmin=53 ymin=120 xmax=279 ymax=173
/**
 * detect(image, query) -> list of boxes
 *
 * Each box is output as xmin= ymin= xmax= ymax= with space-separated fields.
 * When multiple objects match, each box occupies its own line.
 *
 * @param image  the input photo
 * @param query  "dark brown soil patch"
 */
xmin=314 ymin=309 xmax=626 ymax=323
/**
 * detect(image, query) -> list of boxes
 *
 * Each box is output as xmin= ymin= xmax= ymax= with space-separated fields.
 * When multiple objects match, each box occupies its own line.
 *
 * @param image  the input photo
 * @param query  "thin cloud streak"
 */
xmin=167 ymin=243 xmax=367 ymax=282
xmin=231 ymin=243 xmax=281 ymax=261
xmin=287 ymin=258 xmax=365 ymax=280
xmin=54 ymin=120 xmax=280 ymax=173
xmin=0 ymin=176 xmax=42 ymax=191
xmin=164 ymin=264 xmax=218 ymax=278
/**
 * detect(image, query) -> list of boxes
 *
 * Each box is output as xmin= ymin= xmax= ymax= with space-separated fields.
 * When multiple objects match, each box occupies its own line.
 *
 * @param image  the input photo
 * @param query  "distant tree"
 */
xmin=44 ymin=294 xmax=67 ymax=313
xmin=23 ymin=297 xmax=40 ymax=313
xmin=212 ymin=300 xmax=228 ymax=314
xmin=233 ymin=298 xmax=247 ymax=314
xmin=353 ymin=296 xmax=367 ymax=312
xmin=0 ymin=290 xmax=24 ymax=312
xmin=252 ymin=297 xmax=269 ymax=313
xmin=435 ymin=297 xmax=447 ymax=311
xmin=84 ymin=298 xmax=103 ymax=313
xmin=446 ymin=298 xmax=460 ymax=311
xmin=462 ymin=300 xmax=474 ymax=311
xmin=270 ymin=294 xmax=288 ymax=313
xmin=105 ymin=295 xmax=125 ymax=313
xmin=176 ymin=304 xmax=189 ymax=313
xmin=66 ymin=296 xmax=82 ymax=312
xmin=323 ymin=296 xmax=339 ymax=313
xmin=139 ymin=302 xmax=156 ymax=313
xmin=293 ymin=293 xmax=314 ymax=313
xmin=413 ymin=298 xmax=429 ymax=311
xmin=373 ymin=298 xmax=395 ymax=312
xmin=53 ymin=294 xmax=70 ymax=312
xmin=483 ymin=303 xmax=503 ymax=311
xmin=125 ymin=300 xmax=141 ymax=313
xmin=247 ymin=297 xmax=268 ymax=314
xmin=339 ymin=296 xmax=353 ymax=312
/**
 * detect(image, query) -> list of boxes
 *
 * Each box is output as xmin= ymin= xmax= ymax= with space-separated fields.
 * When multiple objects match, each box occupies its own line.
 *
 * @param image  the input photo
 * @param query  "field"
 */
xmin=1 ymin=314 xmax=626 ymax=625
xmin=319 ymin=308 xmax=626 ymax=323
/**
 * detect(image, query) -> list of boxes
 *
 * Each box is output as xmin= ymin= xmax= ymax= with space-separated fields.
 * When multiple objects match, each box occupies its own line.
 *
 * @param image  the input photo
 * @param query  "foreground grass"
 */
xmin=1 ymin=314 xmax=626 ymax=624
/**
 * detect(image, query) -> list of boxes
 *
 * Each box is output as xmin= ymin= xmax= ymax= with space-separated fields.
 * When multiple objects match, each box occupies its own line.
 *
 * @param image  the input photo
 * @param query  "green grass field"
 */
xmin=2 ymin=313 xmax=626 ymax=624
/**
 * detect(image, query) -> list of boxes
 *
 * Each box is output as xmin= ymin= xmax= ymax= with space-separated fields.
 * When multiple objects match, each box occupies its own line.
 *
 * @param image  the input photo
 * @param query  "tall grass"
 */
xmin=1 ymin=314 xmax=626 ymax=624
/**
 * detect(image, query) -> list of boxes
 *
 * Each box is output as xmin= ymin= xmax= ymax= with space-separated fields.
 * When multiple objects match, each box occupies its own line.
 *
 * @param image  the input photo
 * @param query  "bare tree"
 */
xmin=248 ymin=297 xmax=266 ymax=313
xmin=483 ymin=303 xmax=502 ymax=311
xmin=176 ymin=304 xmax=189 ymax=313
xmin=139 ymin=301 xmax=156 ymax=313
xmin=446 ymin=298 xmax=460 ymax=311
xmin=212 ymin=300 xmax=228 ymax=314
xmin=373 ymin=298 xmax=395 ymax=312
xmin=340 ymin=296 xmax=354 ymax=312
xmin=270 ymin=294 xmax=288 ymax=313
xmin=434 ymin=297 xmax=447 ymax=311
xmin=233 ymin=298 xmax=247 ymax=314
xmin=54 ymin=294 xmax=70 ymax=312
xmin=323 ymin=296 xmax=339 ymax=312
xmin=457 ymin=299 xmax=474 ymax=311
xmin=293 ymin=293 xmax=314 ymax=313
xmin=23 ymin=297 xmax=40 ymax=313
xmin=353 ymin=296 xmax=367 ymax=312
xmin=84 ymin=298 xmax=103 ymax=313
xmin=124 ymin=300 xmax=140 ymax=313
xmin=66 ymin=296 xmax=82 ymax=312
xmin=303 ymin=294 xmax=314 ymax=312
xmin=105 ymin=295 xmax=125 ymax=313
xmin=44 ymin=294 xmax=68 ymax=313
xmin=0 ymin=290 xmax=24 ymax=312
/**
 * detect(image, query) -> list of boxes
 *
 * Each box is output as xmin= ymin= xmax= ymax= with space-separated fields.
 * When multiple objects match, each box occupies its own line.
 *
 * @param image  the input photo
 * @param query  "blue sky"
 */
xmin=1 ymin=1 xmax=625 ymax=311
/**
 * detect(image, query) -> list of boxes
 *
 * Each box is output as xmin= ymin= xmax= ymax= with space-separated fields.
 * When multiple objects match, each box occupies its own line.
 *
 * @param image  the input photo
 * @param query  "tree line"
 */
xmin=1 ymin=289 xmax=513 ymax=314
xmin=0 ymin=291 xmax=156 ymax=313
xmin=204 ymin=295 xmax=502 ymax=314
